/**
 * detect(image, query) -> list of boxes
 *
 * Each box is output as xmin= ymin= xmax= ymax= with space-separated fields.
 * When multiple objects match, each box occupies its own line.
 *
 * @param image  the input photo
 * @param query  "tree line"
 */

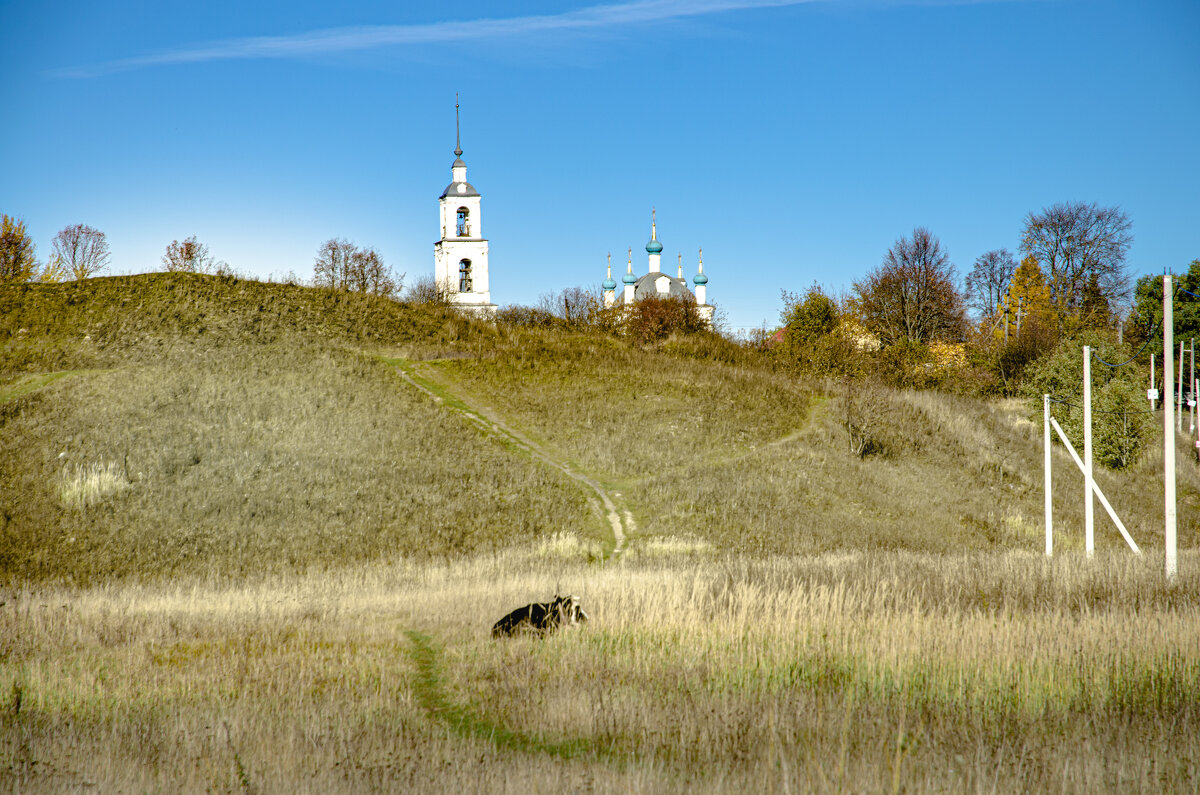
xmin=773 ymin=200 xmax=1137 ymax=388
xmin=768 ymin=200 xmax=1199 ymax=471
xmin=1 ymin=216 xmax=404 ymax=299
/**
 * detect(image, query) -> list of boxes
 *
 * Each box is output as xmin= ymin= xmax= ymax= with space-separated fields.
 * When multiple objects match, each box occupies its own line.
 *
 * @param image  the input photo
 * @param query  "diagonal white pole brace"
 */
xmin=1049 ymin=417 xmax=1142 ymax=554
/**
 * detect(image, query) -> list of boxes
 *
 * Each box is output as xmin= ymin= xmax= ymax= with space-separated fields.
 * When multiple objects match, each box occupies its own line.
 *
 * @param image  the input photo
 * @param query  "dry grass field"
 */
xmin=3 ymin=274 xmax=1199 ymax=792
xmin=3 ymin=546 xmax=1198 ymax=792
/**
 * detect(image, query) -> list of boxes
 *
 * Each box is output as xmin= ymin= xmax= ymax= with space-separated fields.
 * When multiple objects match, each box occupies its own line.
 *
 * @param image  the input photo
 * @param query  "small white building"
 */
xmin=602 ymin=210 xmax=712 ymax=324
xmin=433 ymin=102 xmax=496 ymax=318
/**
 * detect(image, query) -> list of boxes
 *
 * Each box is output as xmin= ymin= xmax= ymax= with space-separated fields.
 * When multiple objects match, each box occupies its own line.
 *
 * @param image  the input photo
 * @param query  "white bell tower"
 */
xmin=434 ymin=98 xmax=495 ymax=317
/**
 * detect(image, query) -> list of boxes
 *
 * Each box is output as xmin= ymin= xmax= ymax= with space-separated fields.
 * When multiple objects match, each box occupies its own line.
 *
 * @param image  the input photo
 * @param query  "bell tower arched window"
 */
xmin=456 ymin=207 xmax=470 ymax=237
xmin=458 ymin=259 xmax=473 ymax=292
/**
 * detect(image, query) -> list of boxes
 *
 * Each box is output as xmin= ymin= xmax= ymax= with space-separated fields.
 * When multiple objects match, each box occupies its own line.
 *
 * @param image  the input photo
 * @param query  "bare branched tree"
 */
xmin=347 ymin=247 xmax=402 ymax=298
xmin=405 ymin=274 xmax=450 ymax=304
xmin=162 ymin=236 xmax=214 ymax=273
xmin=964 ymin=248 xmax=1016 ymax=320
xmin=853 ymin=227 xmax=966 ymax=346
xmin=1020 ymin=201 xmax=1132 ymax=317
xmin=314 ymin=239 xmax=402 ymax=297
xmin=536 ymin=285 xmax=599 ymax=326
xmin=313 ymin=238 xmax=356 ymax=290
xmin=52 ymin=224 xmax=111 ymax=280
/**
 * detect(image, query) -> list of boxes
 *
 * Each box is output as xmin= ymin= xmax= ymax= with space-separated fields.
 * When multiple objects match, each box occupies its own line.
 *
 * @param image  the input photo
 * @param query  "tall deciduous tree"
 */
xmin=0 ymin=215 xmax=39 ymax=283
xmin=1020 ymin=201 xmax=1132 ymax=318
xmin=313 ymin=238 xmax=356 ymax=290
xmin=347 ymin=246 xmax=400 ymax=298
xmin=964 ymin=248 xmax=1017 ymax=320
xmin=853 ymin=227 xmax=965 ymax=346
xmin=52 ymin=224 xmax=110 ymax=280
xmin=162 ymin=236 xmax=214 ymax=273
xmin=314 ymin=239 xmax=401 ymax=297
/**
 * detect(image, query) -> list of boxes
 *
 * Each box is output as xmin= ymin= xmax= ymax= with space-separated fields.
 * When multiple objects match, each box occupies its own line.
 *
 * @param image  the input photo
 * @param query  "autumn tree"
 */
xmin=623 ymin=294 xmax=707 ymax=345
xmin=991 ymin=255 xmax=1058 ymax=392
xmin=999 ymin=255 xmax=1054 ymax=339
xmin=1 ymin=215 xmax=39 ymax=283
xmin=52 ymin=224 xmax=110 ymax=280
xmin=1020 ymin=201 xmax=1132 ymax=319
xmin=853 ymin=227 xmax=965 ymax=346
xmin=964 ymin=248 xmax=1017 ymax=320
xmin=39 ymin=257 xmax=68 ymax=283
xmin=162 ymin=235 xmax=214 ymax=273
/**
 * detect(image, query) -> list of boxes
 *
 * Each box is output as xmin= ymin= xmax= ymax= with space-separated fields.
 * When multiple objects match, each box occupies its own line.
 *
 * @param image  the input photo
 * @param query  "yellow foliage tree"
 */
xmin=996 ymin=255 xmax=1054 ymax=339
xmin=0 ymin=215 xmax=39 ymax=283
xmin=40 ymin=256 xmax=69 ymax=283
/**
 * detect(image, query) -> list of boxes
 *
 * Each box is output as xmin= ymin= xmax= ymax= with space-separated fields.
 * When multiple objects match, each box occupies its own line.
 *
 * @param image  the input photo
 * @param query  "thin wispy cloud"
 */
xmin=53 ymin=0 xmax=1001 ymax=78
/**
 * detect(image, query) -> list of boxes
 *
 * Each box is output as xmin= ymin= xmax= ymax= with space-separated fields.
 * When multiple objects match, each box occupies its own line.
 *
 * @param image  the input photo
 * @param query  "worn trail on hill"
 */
xmin=392 ymin=361 xmax=629 ymax=558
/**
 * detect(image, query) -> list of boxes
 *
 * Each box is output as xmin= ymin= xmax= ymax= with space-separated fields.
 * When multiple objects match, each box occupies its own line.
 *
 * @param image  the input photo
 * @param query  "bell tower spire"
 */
xmin=454 ymin=93 xmax=463 ymax=158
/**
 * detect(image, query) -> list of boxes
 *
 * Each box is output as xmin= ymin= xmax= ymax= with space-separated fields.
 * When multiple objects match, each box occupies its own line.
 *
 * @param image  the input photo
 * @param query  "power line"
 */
xmin=1046 ymin=395 xmax=1157 ymax=417
xmin=1092 ymin=326 xmax=1157 ymax=368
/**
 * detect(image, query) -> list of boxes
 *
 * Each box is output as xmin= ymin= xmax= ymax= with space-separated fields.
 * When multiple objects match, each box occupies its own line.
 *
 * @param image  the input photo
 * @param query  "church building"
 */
xmin=602 ymin=210 xmax=712 ymax=324
xmin=434 ymin=101 xmax=497 ymax=317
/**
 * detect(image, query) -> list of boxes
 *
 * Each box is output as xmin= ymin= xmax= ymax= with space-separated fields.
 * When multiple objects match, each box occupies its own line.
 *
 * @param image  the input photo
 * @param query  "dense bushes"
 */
xmin=1021 ymin=333 xmax=1155 ymax=469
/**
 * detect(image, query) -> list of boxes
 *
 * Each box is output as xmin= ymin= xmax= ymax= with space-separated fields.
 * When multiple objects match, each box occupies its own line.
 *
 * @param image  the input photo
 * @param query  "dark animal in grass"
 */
xmin=492 ymin=594 xmax=589 ymax=637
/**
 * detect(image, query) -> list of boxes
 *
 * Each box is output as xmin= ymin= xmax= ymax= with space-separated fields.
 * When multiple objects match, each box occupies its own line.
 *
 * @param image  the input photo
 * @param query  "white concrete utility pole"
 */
xmin=1044 ymin=394 xmax=1053 ymax=556
xmin=1178 ymin=340 xmax=1185 ymax=431
xmin=1083 ymin=346 xmax=1094 ymax=557
xmin=1165 ymin=274 xmax=1178 ymax=580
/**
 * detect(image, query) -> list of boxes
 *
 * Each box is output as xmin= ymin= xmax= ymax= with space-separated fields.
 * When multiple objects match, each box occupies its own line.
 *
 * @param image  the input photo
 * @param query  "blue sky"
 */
xmin=2 ymin=0 xmax=1198 ymax=334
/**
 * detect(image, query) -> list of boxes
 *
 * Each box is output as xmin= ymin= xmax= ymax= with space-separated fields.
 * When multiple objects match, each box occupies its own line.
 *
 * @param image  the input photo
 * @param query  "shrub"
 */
xmin=623 ymin=295 xmax=707 ymax=345
xmin=1022 ymin=333 xmax=1154 ymax=469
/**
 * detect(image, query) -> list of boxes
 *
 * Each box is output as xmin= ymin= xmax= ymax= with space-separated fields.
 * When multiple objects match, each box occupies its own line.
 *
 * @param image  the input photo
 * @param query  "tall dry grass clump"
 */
xmin=57 ymin=460 xmax=128 ymax=510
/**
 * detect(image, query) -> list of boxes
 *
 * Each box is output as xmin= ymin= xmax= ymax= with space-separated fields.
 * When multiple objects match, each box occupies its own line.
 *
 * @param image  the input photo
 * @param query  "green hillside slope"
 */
xmin=0 ymin=274 xmax=597 ymax=583
xmin=2 ymin=273 xmax=1197 ymax=584
xmin=429 ymin=330 xmax=1200 ymax=555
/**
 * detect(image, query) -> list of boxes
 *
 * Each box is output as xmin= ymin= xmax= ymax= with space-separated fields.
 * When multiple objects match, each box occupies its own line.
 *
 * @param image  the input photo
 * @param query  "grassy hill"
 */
xmin=3 ymin=273 xmax=1200 ymax=792
xmin=0 ymin=274 xmax=594 ymax=582
xmin=3 ymin=272 xmax=1199 ymax=583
